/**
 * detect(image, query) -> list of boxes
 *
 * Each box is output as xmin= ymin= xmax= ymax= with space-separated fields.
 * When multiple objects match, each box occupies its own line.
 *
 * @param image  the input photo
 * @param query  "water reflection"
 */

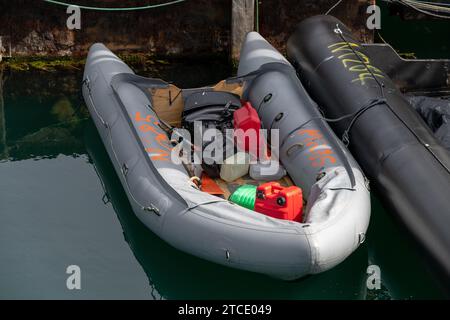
xmin=0 ymin=65 xmax=446 ymax=299
xmin=0 ymin=69 xmax=86 ymax=161
xmin=367 ymin=198 xmax=446 ymax=299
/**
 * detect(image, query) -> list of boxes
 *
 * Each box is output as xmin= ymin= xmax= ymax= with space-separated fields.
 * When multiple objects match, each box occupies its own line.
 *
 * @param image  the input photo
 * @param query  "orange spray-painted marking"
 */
xmin=134 ymin=112 xmax=171 ymax=162
xmin=297 ymin=129 xmax=336 ymax=167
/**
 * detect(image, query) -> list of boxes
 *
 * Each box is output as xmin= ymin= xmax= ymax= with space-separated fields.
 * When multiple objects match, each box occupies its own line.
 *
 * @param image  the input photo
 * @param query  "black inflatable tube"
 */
xmin=287 ymin=15 xmax=450 ymax=284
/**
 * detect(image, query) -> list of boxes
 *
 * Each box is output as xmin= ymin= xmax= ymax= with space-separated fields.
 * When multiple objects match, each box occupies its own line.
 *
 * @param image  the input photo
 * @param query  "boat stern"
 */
xmin=237 ymin=31 xmax=291 ymax=77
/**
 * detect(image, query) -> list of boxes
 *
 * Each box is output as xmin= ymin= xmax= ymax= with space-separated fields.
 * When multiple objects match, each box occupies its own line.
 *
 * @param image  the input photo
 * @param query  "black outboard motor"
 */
xmin=181 ymin=91 xmax=240 ymax=178
xmin=287 ymin=15 xmax=450 ymax=284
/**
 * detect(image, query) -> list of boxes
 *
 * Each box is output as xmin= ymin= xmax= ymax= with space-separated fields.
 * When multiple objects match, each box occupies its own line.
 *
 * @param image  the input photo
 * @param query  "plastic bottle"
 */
xmin=220 ymin=152 xmax=250 ymax=182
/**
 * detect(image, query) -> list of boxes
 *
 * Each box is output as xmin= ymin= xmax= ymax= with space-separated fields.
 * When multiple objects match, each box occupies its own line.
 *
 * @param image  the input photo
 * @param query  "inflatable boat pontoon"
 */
xmin=82 ymin=32 xmax=370 ymax=279
xmin=287 ymin=15 xmax=450 ymax=281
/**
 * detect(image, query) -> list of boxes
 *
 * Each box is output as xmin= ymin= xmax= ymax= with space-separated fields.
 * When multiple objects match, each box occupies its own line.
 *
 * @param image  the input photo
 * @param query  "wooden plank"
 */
xmin=212 ymin=80 xmax=244 ymax=97
xmin=149 ymin=84 xmax=184 ymax=127
xmin=231 ymin=0 xmax=255 ymax=63
xmin=149 ymin=80 xmax=243 ymax=126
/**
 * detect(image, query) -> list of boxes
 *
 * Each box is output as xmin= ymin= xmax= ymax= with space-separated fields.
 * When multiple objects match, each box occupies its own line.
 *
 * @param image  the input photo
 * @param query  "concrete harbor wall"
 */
xmin=0 ymin=0 xmax=372 ymax=60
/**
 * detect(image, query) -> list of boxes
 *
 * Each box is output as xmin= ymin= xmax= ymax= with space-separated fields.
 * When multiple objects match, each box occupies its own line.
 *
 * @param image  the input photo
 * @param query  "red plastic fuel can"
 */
xmin=233 ymin=101 xmax=261 ymax=158
xmin=254 ymin=182 xmax=303 ymax=222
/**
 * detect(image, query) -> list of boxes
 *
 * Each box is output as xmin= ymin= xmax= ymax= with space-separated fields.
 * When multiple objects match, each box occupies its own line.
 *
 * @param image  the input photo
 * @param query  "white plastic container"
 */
xmin=249 ymin=161 xmax=286 ymax=181
xmin=220 ymin=152 xmax=250 ymax=182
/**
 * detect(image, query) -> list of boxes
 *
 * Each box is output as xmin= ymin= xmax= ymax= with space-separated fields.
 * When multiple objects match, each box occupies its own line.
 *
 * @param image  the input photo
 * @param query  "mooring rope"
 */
xmin=43 ymin=0 xmax=187 ymax=11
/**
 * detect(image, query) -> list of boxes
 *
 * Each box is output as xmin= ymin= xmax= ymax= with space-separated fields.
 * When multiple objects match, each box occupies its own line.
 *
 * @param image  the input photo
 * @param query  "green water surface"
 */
xmin=0 ymin=60 xmax=446 ymax=299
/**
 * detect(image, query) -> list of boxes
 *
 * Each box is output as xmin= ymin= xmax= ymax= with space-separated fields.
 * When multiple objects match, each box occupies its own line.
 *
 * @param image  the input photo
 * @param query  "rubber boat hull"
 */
xmin=287 ymin=15 xmax=450 ymax=281
xmin=82 ymin=32 xmax=370 ymax=279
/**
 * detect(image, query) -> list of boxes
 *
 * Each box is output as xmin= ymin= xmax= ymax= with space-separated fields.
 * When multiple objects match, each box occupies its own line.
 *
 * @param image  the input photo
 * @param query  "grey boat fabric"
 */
xmin=82 ymin=32 xmax=370 ymax=279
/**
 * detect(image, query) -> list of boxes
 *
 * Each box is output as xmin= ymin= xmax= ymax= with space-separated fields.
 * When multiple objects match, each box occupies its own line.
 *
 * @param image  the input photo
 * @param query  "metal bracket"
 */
xmin=121 ymin=163 xmax=129 ymax=176
xmin=364 ymin=176 xmax=371 ymax=192
xmin=82 ymin=77 xmax=91 ymax=93
xmin=143 ymin=203 xmax=161 ymax=216
xmin=102 ymin=193 xmax=110 ymax=205
xmin=358 ymin=232 xmax=366 ymax=244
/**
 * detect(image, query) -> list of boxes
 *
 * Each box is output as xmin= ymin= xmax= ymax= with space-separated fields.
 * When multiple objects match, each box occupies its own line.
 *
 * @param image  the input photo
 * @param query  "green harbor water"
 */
xmin=0 ymin=56 xmax=447 ymax=299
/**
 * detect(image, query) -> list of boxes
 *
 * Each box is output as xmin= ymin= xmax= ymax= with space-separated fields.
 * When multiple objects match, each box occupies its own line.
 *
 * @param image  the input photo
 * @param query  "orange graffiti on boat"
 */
xmin=135 ymin=111 xmax=171 ymax=161
xmin=298 ymin=129 xmax=336 ymax=167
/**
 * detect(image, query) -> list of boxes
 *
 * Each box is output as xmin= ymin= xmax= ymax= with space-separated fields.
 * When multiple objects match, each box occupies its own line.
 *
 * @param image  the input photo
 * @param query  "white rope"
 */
xmin=325 ymin=0 xmax=344 ymax=15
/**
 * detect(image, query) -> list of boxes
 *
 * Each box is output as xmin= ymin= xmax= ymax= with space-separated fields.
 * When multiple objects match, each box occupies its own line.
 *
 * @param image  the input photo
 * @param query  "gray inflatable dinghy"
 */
xmin=82 ymin=32 xmax=370 ymax=280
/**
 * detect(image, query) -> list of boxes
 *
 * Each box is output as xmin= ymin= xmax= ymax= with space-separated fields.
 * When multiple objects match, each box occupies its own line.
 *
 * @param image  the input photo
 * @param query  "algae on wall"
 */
xmin=1 ymin=53 xmax=171 ymax=74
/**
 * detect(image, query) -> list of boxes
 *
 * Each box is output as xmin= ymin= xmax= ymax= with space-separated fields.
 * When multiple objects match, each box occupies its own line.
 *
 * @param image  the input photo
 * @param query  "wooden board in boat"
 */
xmin=148 ymin=80 xmax=244 ymax=127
